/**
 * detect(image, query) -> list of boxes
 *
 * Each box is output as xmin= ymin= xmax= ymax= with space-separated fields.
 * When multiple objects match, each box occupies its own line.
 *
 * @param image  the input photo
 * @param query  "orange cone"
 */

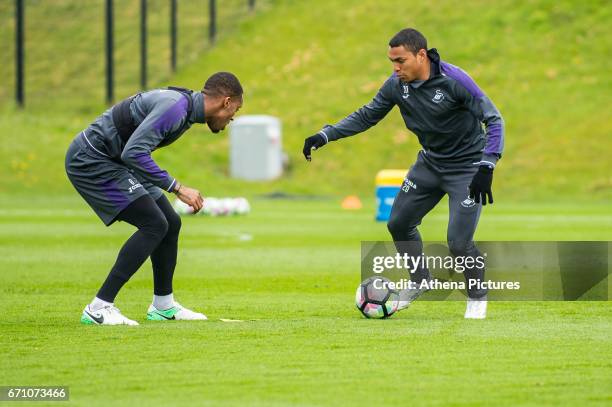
xmin=341 ymin=195 xmax=362 ymax=210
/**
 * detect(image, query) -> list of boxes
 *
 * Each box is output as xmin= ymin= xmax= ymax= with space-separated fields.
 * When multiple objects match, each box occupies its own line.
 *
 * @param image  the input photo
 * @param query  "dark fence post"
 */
xmin=105 ymin=0 xmax=114 ymax=104
xmin=15 ymin=0 xmax=24 ymax=107
xmin=170 ymin=0 xmax=177 ymax=72
xmin=248 ymin=0 xmax=255 ymax=11
xmin=209 ymin=0 xmax=216 ymax=44
xmin=140 ymin=0 xmax=147 ymax=89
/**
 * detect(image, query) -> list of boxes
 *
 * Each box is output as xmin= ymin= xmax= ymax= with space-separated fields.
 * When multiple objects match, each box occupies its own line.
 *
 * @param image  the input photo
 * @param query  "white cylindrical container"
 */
xmin=229 ymin=115 xmax=282 ymax=181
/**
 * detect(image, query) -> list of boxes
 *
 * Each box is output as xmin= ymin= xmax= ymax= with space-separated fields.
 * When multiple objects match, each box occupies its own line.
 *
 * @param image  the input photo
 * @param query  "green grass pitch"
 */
xmin=0 ymin=0 xmax=609 ymax=405
xmin=0 ymin=197 xmax=610 ymax=406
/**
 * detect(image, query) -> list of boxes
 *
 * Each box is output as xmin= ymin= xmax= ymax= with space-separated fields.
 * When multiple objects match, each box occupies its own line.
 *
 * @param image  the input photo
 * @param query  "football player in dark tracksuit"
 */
xmin=66 ymin=72 xmax=243 ymax=325
xmin=303 ymin=29 xmax=504 ymax=319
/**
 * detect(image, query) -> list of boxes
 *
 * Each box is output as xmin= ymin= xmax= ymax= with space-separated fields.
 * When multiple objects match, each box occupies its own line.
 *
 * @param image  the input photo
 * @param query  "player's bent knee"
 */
xmin=387 ymin=217 xmax=404 ymax=238
xmin=144 ymin=215 xmax=169 ymax=242
xmin=165 ymin=211 xmax=182 ymax=238
xmin=447 ymin=239 xmax=475 ymax=256
xmin=388 ymin=217 xmax=419 ymax=241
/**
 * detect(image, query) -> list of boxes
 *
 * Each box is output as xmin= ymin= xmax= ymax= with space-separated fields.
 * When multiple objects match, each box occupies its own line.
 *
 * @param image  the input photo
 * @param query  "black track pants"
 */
xmin=96 ymin=194 xmax=182 ymax=302
xmin=387 ymin=155 xmax=487 ymax=299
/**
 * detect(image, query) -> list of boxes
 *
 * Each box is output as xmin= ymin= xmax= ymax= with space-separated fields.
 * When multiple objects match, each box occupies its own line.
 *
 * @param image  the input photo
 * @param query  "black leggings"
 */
xmin=96 ymin=194 xmax=182 ymax=302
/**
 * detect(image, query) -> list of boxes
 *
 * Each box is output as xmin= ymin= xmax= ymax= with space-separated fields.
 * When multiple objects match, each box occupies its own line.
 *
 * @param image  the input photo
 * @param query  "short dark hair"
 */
xmin=389 ymin=28 xmax=427 ymax=54
xmin=202 ymin=72 xmax=243 ymax=98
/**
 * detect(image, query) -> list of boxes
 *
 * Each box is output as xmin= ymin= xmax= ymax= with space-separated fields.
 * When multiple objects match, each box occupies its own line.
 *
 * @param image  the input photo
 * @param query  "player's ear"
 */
xmin=223 ymin=96 xmax=231 ymax=109
xmin=418 ymin=49 xmax=426 ymax=63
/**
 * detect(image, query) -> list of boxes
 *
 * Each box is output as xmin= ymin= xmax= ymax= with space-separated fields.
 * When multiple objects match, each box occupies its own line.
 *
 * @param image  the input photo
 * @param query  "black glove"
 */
xmin=469 ymin=165 xmax=494 ymax=205
xmin=302 ymin=133 xmax=327 ymax=161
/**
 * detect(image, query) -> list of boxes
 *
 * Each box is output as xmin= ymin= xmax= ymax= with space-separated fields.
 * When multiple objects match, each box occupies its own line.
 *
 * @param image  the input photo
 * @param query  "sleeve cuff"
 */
xmin=480 ymin=154 xmax=499 ymax=167
xmin=166 ymin=178 xmax=177 ymax=192
xmin=319 ymin=125 xmax=338 ymax=142
xmin=318 ymin=130 xmax=329 ymax=144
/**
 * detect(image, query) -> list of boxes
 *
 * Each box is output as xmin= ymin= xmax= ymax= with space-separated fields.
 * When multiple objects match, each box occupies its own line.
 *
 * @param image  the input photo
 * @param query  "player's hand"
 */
xmin=469 ymin=165 xmax=494 ymax=205
xmin=302 ymin=133 xmax=327 ymax=161
xmin=176 ymin=185 xmax=204 ymax=213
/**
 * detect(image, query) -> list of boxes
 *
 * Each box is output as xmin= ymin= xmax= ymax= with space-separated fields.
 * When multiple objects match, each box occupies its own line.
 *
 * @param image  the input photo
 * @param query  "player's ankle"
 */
xmin=153 ymin=293 xmax=174 ymax=310
xmin=89 ymin=297 xmax=113 ymax=312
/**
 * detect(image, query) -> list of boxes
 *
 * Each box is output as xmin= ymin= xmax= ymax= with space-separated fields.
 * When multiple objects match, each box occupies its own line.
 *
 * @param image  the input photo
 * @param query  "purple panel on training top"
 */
xmin=133 ymin=153 xmax=169 ymax=181
xmin=487 ymin=123 xmax=503 ymax=138
xmin=484 ymin=123 xmax=504 ymax=154
xmin=440 ymin=61 xmax=484 ymax=98
xmin=153 ymin=96 xmax=188 ymax=132
xmin=102 ymin=180 xmax=130 ymax=210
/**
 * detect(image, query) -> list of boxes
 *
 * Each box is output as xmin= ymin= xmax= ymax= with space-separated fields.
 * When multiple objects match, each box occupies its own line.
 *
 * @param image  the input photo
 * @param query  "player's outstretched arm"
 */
xmin=303 ymin=76 xmax=396 ymax=162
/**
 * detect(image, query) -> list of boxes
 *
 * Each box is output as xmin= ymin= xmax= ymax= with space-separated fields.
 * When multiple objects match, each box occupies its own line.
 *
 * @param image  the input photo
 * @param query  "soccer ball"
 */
xmin=175 ymin=197 xmax=251 ymax=217
xmin=173 ymin=199 xmax=194 ymax=215
xmin=234 ymin=197 xmax=251 ymax=215
xmin=221 ymin=198 xmax=237 ymax=215
xmin=355 ymin=277 xmax=399 ymax=319
xmin=204 ymin=197 xmax=223 ymax=216
xmin=203 ymin=197 xmax=250 ymax=216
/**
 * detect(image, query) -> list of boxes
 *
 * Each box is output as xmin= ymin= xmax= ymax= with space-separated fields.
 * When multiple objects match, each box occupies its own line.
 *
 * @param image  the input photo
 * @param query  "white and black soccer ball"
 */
xmin=355 ymin=277 xmax=399 ymax=319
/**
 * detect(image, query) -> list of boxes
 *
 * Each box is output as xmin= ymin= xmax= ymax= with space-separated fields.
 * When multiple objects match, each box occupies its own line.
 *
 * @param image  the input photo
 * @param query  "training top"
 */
xmin=319 ymin=48 xmax=504 ymax=168
xmin=82 ymin=89 xmax=206 ymax=192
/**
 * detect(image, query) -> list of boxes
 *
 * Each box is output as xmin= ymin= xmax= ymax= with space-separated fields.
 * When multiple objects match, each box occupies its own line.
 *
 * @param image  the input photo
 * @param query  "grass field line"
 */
xmin=0 ymin=208 xmax=92 ymax=217
xmin=252 ymin=214 xmax=612 ymax=223
xmin=0 ymin=208 xmax=610 ymax=223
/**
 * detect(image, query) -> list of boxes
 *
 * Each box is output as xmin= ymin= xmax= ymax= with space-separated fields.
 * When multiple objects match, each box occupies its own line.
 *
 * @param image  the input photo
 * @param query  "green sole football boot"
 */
xmin=146 ymin=302 xmax=207 ymax=321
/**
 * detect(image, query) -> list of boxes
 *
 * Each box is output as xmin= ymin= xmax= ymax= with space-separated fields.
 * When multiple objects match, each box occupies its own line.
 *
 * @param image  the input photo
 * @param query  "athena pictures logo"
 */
xmin=361 ymin=241 xmax=610 ymax=301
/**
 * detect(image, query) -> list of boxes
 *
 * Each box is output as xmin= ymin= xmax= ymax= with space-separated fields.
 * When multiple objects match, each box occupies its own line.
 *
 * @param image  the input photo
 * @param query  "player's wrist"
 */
xmin=317 ymin=131 xmax=329 ymax=144
xmin=173 ymin=181 xmax=182 ymax=195
xmin=480 ymin=154 xmax=499 ymax=167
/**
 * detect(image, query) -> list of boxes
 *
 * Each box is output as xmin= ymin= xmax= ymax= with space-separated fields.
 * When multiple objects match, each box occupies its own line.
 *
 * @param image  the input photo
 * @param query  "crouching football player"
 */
xmin=303 ymin=29 xmax=504 ymax=319
xmin=66 ymin=72 xmax=243 ymax=325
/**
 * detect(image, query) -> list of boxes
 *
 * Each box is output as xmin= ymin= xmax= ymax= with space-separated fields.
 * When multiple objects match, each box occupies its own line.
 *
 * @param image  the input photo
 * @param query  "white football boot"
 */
xmin=81 ymin=304 xmax=139 ymax=326
xmin=397 ymin=275 xmax=433 ymax=311
xmin=464 ymin=296 xmax=488 ymax=319
xmin=146 ymin=302 xmax=207 ymax=321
